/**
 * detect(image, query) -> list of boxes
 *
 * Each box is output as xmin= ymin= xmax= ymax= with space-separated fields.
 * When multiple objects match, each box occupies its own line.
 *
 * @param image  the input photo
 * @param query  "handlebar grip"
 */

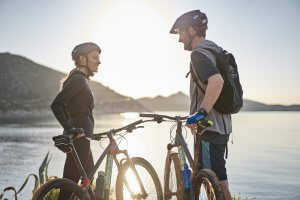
xmin=119 ymin=119 xmax=143 ymax=131
xmin=130 ymin=119 xmax=143 ymax=126
xmin=197 ymin=120 xmax=213 ymax=127
xmin=139 ymin=113 xmax=156 ymax=118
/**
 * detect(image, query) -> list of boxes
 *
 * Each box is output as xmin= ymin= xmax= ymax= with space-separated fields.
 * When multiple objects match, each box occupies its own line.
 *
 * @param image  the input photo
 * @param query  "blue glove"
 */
xmin=186 ymin=108 xmax=208 ymax=125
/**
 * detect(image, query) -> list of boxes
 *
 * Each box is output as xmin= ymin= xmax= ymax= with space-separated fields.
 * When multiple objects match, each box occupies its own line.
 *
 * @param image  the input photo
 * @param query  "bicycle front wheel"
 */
xmin=192 ymin=169 xmax=224 ymax=200
xmin=32 ymin=178 xmax=84 ymax=200
xmin=116 ymin=157 xmax=163 ymax=200
xmin=164 ymin=153 xmax=184 ymax=200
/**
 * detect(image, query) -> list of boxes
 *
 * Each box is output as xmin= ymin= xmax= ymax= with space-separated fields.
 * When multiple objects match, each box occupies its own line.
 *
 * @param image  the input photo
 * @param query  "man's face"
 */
xmin=178 ymin=28 xmax=192 ymax=51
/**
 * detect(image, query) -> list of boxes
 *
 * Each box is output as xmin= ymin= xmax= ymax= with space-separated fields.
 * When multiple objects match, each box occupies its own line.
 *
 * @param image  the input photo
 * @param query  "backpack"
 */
xmin=190 ymin=48 xmax=243 ymax=114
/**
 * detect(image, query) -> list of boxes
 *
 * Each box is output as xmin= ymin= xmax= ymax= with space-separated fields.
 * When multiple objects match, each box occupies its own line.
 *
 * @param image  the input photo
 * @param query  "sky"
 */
xmin=0 ymin=0 xmax=300 ymax=105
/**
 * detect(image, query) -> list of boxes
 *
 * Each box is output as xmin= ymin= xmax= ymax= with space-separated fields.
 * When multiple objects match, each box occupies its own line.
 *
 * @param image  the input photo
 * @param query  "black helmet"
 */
xmin=170 ymin=10 xmax=208 ymax=34
xmin=71 ymin=42 xmax=101 ymax=61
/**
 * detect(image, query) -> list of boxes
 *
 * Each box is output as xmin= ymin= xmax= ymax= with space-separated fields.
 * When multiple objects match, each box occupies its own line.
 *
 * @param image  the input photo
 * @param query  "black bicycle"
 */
xmin=32 ymin=119 xmax=163 ymax=200
xmin=139 ymin=113 xmax=224 ymax=200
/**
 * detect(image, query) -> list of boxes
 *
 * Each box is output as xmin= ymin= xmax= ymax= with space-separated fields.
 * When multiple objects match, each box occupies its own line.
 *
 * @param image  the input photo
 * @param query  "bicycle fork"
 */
xmin=102 ymin=145 xmax=148 ymax=200
xmin=119 ymin=150 xmax=148 ymax=199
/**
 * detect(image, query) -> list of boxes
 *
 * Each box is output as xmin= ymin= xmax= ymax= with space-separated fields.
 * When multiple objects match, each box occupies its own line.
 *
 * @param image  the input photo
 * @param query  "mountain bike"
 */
xmin=139 ymin=113 xmax=224 ymax=200
xmin=32 ymin=119 xmax=163 ymax=200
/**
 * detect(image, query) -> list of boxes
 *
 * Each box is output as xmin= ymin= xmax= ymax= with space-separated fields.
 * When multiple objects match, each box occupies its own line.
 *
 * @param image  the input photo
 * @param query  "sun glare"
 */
xmin=88 ymin=0 xmax=188 ymax=98
xmin=123 ymin=168 xmax=142 ymax=199
xmin=121 ymin=112 xmax=140 ymax=120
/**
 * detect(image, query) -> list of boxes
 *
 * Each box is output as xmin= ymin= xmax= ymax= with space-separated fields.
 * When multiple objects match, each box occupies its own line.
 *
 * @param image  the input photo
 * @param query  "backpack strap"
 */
xmin=201 ymin=48 xmax=227 ymax=75
xmin=190 ymin=59 xmax=206 ymax=95
xmin=190 ymin=47 xmax=222 ymax=94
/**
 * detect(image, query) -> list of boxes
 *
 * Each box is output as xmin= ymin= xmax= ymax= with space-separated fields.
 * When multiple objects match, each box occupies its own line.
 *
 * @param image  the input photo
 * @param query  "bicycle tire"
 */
xmin=192 ymin=169 xmax=224 ymax=200
xmin=164 ymin=153 xmax=184 ymax=200
xmin=116 ymin=157 xmax=163 ymax=200
xmin=32 ymin=178 xmax=84 ymax=200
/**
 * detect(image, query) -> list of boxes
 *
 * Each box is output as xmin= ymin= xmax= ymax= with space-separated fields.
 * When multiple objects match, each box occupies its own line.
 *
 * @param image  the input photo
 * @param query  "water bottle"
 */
xmin=95 ymin=171 xmax=105 ymax=200
xmin=182 ymin=164 xmax=192 ymax=190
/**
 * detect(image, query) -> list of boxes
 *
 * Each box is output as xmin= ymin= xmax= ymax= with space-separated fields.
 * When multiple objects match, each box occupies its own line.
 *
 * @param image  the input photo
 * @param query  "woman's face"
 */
xmin=86 ymin=50 xmax=101 ymax=73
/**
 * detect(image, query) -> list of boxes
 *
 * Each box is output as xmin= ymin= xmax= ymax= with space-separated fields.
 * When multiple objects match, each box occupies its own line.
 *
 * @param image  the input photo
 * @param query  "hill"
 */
xmin=0 ymin=52 xmax=149 ymax=119
xmin=137 ymin=91 xmax=189 ymax=111
xmin=137 ymin=92 xmax=300 ymax=112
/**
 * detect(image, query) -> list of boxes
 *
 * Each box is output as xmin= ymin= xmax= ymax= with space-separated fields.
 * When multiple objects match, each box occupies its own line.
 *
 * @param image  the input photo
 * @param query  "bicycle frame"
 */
xmin=67 ymin=126 xmax=148 ymax=200
xmin=172 ymin=118 xmax=194 ymax=169
xmin=167 ymin=116 xmax=207 ymax=174
xmin=139 ymin=113 xmax=218 ymax=200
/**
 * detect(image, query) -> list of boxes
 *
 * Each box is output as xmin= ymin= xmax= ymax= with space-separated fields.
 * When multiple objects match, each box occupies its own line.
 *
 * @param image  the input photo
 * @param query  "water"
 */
xmin=0 ymin=112 xmax=300 ymax=200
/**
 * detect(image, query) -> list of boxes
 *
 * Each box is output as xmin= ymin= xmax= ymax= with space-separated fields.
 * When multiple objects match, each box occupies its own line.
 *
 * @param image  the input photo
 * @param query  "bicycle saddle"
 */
xmin=52 ymin=135 xmax=73 ymax=153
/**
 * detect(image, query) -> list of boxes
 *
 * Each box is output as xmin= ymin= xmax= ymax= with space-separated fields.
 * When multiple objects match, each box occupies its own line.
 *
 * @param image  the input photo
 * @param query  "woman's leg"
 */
xmin=58 ymin=138 xmax=94 ymax=199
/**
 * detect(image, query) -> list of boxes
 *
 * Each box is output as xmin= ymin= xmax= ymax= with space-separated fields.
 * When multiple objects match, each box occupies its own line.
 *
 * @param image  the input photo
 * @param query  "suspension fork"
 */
xmin=118 ymin=149 xmax=148 ymax=199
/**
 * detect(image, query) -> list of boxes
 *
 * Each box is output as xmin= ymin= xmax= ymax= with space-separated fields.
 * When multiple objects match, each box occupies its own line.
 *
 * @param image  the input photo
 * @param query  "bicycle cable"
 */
xmin=182 ymin=124 xmax=188 ymax=139
xmin=99 ymin=136 xmax=108 ymax=150
xmin=116 ymin=131 xmax=129 ymax=150
xmin=169 ymin=123 xmax=177 ymax=144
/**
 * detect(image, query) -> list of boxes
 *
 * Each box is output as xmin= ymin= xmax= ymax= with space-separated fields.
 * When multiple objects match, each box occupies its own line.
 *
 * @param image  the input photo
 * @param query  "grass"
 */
xmin=33 ymin=181 xmax=115 ymax=200
xmin=232 ymin=194 xmax=256 ymax=200
xmin=39 ymin=189 xmax=254 ymax=200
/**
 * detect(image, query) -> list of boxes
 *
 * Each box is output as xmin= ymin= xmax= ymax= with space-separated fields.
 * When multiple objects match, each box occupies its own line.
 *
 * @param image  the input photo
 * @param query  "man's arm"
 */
xmin=186 ymin=52 xmax=224 ymax=128
xmin=190 ymin=51 xmax=223 ymax=113
xmin=200 ymin=73 xmax=224 ymax=113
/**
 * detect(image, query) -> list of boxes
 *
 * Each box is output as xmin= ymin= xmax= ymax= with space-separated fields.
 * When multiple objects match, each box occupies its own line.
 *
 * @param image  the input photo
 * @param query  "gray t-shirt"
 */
xmin=190 ymin=51 xmax=228 ymax=144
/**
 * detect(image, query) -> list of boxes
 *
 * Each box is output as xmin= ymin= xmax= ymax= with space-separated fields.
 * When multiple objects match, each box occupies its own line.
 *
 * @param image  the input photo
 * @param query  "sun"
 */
xmin=84 ymin=0 xmax=187 ymax=99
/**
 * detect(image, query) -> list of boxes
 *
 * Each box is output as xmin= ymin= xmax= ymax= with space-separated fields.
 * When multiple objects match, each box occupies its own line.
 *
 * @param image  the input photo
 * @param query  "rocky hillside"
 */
xmin=0 ymin=52 xmax=149 ymax=116
xmin=137 ymin=92 xmax=300 ymax=112
xmin=137 ymin=92 xmax=190 ymax=111
xmin=242 ymin=99 xmax=300 ymax=111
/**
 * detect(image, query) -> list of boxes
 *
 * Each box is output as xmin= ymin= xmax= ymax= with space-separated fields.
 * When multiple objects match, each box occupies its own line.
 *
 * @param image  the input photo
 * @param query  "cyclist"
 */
xmin=51 ymin=42 xmax=101 ymax=199
xmin=170 ymin=10 xmax=232 ymax=200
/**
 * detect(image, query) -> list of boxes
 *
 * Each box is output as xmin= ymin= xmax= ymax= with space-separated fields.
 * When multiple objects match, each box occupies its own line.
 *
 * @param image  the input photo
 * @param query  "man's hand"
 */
xmin=186 ymin=108 xmax=208 ymax=130
xmin=63 ymin=127 xmax=85 ymax=139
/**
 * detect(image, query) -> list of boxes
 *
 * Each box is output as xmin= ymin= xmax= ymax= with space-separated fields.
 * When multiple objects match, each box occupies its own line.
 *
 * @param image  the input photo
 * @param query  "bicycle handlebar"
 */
xmin=91 ymin=119 xmax=144 ymax=141
xmin=139 ymin=113 xmax=213 ymax=128
xmin=139 ymin=113 xmax=188 ymax=121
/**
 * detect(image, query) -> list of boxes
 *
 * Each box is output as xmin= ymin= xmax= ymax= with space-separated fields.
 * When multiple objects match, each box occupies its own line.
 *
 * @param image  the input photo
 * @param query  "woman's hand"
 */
xmin=64 ymin=127 xmax=85 ymax=139
xmin=76 ymin=133 xmax=85 ymax=139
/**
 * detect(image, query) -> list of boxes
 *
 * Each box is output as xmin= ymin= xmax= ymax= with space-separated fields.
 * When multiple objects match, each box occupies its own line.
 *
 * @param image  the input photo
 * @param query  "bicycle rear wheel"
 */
xmin=192 ymin=169 xmax=224 ymax=200
xmin=116 ymin=157 xmax=163 ymax=200
xmin=32 ymin=178 xmax=84 ymax=200
xmin=164 ymin=153 xmax=184 ymax=200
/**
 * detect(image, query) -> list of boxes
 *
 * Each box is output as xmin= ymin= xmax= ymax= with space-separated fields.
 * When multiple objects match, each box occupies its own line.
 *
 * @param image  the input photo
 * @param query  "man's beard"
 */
xmin=184 ymin=42 xmax=192 ymax=51
xmin=183 ymin=34 xmax=192 ymax=51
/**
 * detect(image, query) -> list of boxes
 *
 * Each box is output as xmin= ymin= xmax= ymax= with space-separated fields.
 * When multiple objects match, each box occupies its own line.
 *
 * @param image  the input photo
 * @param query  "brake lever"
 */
xmin=126 ymin=126 xmax=134 ymax=133
xmin=125 ymin=125 xmax=144 ymax=133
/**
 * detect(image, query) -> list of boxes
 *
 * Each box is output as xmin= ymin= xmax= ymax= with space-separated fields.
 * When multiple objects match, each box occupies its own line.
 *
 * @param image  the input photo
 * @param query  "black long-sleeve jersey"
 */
xmin=51 ymin=70 xmax=95 ymax=137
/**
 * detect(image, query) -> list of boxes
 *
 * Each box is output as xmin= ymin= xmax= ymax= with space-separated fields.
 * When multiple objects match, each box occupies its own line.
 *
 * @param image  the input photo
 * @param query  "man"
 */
xmin=170 ymin=10 xmax=232 ymax=200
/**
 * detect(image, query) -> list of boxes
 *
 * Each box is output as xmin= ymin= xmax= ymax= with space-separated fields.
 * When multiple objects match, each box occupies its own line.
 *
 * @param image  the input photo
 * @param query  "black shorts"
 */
xmin=198 ymin=141 xmax=227 ymax=181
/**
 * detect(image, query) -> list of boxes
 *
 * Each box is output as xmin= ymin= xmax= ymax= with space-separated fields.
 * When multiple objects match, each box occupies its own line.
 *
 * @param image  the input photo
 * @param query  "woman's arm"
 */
xmin=51 ymin=74 xmax=84 ymax=131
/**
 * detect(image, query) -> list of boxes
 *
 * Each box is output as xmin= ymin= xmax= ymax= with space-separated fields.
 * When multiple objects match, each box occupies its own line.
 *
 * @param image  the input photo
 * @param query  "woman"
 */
xmin=51 ymin=42 xmax=101 ymax=199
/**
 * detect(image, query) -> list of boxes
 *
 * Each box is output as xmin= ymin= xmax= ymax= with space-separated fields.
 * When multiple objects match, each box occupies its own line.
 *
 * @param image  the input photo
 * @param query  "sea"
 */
xmin=0 ymin=111 xmax=299 ymax=200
